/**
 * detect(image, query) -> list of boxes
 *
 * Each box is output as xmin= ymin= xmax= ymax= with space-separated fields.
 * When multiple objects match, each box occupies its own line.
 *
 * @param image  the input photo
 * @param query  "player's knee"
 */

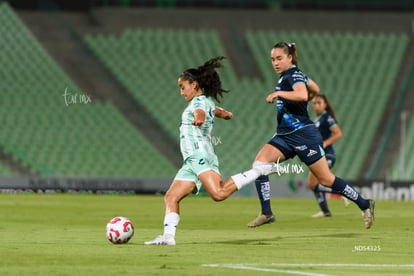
xmin=164 ymin=192 xmax=178 ymax=205
xmin=163 ymin=194 xmax=170 ymax=205
xmin=210 ymin=195 xmax=225 ymax=202
xmin=209 ymin=192 xmax=226 ymax=202
xmin=318 ymin=175 xmax=335 ymax=186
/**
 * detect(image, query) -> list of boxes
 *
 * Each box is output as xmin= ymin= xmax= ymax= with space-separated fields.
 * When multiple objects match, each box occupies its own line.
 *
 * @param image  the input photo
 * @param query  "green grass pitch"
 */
xmin=0 ymin=193 xmax=413 ymax=275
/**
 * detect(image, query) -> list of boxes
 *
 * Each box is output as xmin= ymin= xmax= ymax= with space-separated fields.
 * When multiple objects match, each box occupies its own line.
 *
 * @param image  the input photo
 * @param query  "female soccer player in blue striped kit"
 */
xmin=246 ymin=42 xmax=374 ymax=229
xmin=248 ymin=93 xmax=348 ymax=225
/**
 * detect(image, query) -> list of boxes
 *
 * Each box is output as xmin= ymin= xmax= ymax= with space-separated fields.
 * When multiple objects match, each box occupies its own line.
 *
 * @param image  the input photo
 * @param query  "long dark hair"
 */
xmin=273 ymin=42 xmax=298 ymax=67
xmin=180 ymin=56 xmax=229 ymax=103
xmin=316 ymin=94 xmax=338 ymax=123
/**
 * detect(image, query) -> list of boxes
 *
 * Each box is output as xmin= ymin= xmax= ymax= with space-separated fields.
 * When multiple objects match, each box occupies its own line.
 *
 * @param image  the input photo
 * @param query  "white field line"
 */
xmin=268 ymin=263 xmax=414 ymax=268
xmin=202 ymin=263 xmax=414 ymax=275
xmin=202 ymin=264 xmax=332 ymax=276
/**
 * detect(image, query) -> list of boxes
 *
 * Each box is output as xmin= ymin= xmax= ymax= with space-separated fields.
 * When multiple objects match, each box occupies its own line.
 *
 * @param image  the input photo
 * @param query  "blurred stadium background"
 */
xmin=0 ymin=0 xmax=413 ymax=198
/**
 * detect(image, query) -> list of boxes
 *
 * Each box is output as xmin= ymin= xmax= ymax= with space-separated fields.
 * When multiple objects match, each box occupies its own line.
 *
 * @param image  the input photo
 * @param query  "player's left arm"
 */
xmin=215 ymin=106 xmax=233 ymax=120
xmin=192 ymin=109 xmax=206 ymax=126
xmin=323 ymin=125 xmax=343 ymax=148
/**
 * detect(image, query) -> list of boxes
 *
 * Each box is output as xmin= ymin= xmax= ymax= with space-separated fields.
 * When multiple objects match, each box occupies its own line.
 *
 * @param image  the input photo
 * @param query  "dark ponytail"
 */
xmin=180 ymin=56 xmax=229 ymax=103
xmin=316 ymin=94 xmax=338 ymax=123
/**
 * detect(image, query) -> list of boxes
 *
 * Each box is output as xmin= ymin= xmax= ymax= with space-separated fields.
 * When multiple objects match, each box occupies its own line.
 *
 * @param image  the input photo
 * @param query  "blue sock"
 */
xmin=313 ymin=186 xmax=330 ymax=214
xmin=255 ymin=175 xmax=273 ymax=215
xmin=331 ymin=177 xmax=369 ymax=210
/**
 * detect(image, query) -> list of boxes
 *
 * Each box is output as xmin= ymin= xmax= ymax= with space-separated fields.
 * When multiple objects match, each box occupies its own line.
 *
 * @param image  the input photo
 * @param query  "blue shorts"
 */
xmin=268 ymin=125 xmax=325 ymax=166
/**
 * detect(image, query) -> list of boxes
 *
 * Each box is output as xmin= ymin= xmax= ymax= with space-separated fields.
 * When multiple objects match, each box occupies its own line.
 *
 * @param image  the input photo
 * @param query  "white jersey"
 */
xmin=179 ymin=95 xmax=216 ymax=161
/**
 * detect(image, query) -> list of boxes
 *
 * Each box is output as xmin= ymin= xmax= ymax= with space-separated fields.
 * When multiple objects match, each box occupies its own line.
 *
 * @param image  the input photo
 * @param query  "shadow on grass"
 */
xmin=204 ymin=232 xmax=363 ymax=245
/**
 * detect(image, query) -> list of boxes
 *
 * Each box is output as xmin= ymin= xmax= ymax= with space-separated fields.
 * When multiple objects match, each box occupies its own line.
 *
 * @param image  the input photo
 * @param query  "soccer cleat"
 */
xmin=311 ymin=211 xmax=332 ymax=218
xmin=362 ymin=199 xmax=375 ymax=229
xmin=253 ymin=162 xmax=282 ymax=176
xmin=247 ymin=213 xmax=276 ymax=227
xmin=144 ymin=234 xmax=176 ymax=245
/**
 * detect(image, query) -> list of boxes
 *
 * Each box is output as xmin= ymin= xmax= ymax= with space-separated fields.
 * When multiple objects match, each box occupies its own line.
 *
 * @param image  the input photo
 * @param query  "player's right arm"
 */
xmin=266 ymin=82 xmax=308 ymax=103
xmin=323 ymin=124 xmax=342 ymax=148
xmin=192 ymin=109 xmax=206 ymax=126
xmin=307 ymin=78 xmax=320 ymax=100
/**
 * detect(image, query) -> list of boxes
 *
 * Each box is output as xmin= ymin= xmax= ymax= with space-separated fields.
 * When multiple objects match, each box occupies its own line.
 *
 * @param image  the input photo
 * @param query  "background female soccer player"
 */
xmin=144 ymin=57 xmax=277 ymax=245
xmin=309 ymin=94 xmax=348 ymax=218
xmin=244 ymin=42 xmax=374 ymax=229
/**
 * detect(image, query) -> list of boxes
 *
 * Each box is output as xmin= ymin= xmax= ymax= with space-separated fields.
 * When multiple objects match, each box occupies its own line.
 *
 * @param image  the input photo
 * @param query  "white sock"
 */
xmin=163 ymin=212 xmax=180 ymax=238
xmin=231 ymin=169 xmax=261 ymax=190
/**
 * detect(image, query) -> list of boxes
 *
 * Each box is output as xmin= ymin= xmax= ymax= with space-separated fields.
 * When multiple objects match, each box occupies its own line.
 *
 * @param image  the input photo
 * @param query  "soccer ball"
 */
xmin=106 ymin=216 xmax=134 ymax=244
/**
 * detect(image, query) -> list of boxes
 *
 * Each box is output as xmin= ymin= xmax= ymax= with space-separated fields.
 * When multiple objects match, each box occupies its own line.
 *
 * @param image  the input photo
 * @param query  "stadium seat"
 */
xmin=0 ymin=3 xmax=176 ymax=177
xmin=83 ymin=26 xmax=409 ymax=180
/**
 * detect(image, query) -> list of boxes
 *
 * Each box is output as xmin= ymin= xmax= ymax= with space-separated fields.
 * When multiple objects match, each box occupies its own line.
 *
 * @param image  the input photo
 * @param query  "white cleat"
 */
xmin=253 ymin=161 xmax=282 ymax=176
xmin=144 ymin=235 xmax=176 ymax=245
xmin=311 ymin=211 xmax=332 ymax=218
xmin=247 ymin=213 xmax=276 ymax=227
